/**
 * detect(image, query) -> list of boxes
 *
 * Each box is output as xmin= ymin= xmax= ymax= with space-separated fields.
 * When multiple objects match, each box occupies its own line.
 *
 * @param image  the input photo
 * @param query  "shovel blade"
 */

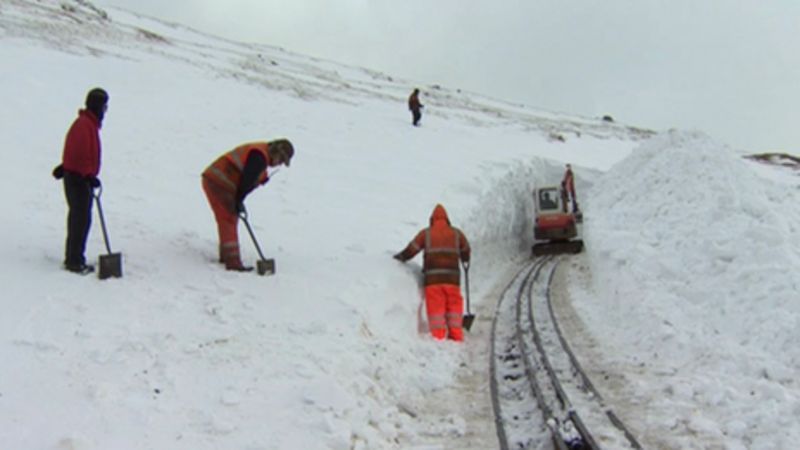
xmin=462 ymin=313 xmax=476 ymax=332
xmin=256 ymin=258 xmax=275 ymax=276
xmin=98 ymin=252 xmax=123 ymax=280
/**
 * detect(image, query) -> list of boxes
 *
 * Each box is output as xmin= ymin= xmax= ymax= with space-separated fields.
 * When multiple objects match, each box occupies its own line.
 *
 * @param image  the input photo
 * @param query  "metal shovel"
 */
xmin=239 ymin=206 xmax=275 ymax=276
xmin=94 ymin=187 xmax=123 ymax=279
xmin=462 ymin=262 xmax=476 ymax=331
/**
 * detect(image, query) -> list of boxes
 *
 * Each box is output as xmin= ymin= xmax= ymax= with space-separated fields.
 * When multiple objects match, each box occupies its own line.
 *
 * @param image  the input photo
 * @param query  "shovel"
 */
xmin=239 ymin=205 xmax=276 ymax=276
xmin=462 ymin=262 xmax=476 ymax=331
xmin=94 ymin=187 xmax=123 ymax=280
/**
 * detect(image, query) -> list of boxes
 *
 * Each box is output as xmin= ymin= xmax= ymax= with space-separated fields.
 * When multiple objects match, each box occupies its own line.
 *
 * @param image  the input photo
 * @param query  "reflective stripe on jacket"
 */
xmin=397 ymin=204 xmax=471 ymax=286
xmin=202 ymin=142 xmax=270 ymax=193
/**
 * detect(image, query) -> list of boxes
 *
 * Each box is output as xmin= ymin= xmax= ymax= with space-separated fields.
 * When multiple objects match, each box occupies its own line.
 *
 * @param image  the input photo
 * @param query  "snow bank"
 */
xmin=579 ymin=130 xmax=800 ymax=448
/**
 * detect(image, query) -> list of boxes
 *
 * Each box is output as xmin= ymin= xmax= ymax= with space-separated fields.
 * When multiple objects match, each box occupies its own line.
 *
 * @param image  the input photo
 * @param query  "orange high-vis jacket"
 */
xmin=397 ymin=204 xmax=471 ymax=286
xmin=202 ymin=142 xmax=270 ymax=193
xmin=562 ymin=168 xmax=575 ymax=195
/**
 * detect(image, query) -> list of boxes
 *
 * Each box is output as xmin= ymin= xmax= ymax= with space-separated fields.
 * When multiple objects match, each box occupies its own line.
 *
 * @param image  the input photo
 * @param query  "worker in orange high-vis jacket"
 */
xmin=393 ymin=204 xmax=471 ymax=341
xmin=201 ymin=139 xmax=294 ymax=271
xmin=561 ymin=163 xmax=579 ymax=213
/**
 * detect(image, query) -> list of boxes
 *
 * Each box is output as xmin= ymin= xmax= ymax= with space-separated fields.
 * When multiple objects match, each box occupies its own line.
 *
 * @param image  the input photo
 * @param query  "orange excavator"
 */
xmin=532 ymin=186 xmax=584 ymax=256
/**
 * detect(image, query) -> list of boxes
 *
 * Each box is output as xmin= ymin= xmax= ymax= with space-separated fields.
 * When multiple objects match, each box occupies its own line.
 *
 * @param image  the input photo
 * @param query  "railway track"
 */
xmin=490 ymin=256 xmax=643 ymax=450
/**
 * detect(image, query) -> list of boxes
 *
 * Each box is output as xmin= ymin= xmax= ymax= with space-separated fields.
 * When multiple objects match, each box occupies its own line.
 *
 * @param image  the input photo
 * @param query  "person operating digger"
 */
xmin=201 ymin=139 xmax=294 ymax=271
xmin=393 ymin=204 xmax=471 ymax=341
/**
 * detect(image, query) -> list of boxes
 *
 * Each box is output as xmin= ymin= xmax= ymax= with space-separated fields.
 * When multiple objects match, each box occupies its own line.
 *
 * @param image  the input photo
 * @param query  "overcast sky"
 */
xmin=101 ymin=1 xmax=800 ymax=153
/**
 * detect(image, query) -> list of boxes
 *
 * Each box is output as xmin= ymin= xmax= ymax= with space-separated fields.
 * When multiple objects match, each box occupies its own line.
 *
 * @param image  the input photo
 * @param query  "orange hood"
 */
xmin=429 ymin=204 xmax=451 ymax=226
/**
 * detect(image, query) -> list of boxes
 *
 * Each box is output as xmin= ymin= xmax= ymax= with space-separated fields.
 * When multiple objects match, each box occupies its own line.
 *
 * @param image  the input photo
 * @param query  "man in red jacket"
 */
xmin=393 ymin=204 xmax=471 ymax=341
xmin=57 ymin=88 xmax=108 ymax=274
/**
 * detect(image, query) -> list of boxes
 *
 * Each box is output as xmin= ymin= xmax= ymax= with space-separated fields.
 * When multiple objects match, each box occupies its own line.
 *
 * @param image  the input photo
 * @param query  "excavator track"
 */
xmin=532 ymin=239 xmax=584 ymax=256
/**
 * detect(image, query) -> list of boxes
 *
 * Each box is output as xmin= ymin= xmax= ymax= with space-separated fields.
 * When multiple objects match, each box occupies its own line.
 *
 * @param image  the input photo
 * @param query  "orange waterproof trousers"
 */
xmin=424 ymin=284 xmax=464 ymax=342
xmin=202 ymin=177 xmax=243 ymax=268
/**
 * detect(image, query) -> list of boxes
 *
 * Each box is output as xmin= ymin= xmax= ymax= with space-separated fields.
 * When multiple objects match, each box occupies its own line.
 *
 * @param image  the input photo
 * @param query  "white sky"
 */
xmin=99 ymin=0 xmax=800 ymax=153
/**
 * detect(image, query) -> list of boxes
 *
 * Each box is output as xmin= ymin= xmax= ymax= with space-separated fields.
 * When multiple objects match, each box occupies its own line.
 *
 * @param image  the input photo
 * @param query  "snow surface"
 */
xmin=1 ymin=1 xmax=798 ymax=449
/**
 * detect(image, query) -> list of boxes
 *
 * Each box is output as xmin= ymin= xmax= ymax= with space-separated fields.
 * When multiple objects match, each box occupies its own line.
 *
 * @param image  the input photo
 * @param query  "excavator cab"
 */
xmin=532 ymin=186 xmax=583 ymax=256
xmin=537 ymin=187 xmax=561 ymax=212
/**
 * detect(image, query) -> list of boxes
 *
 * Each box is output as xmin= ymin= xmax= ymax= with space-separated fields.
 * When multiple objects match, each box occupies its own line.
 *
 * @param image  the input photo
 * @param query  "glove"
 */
xmin=52 ymin=164 xmax=64 ymax=180
xmin=88 ymin=177 xmax=101 ymax=188
xmin=236 ymin=201 xmax=245 ymax=214
xmin=393 ymin=253 xmax=405 ymax=262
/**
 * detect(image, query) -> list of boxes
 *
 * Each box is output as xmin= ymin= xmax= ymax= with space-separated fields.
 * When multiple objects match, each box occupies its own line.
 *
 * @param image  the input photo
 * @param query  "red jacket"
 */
xmin=62 ymin=109 xmax=101 ymax=177
xmin=397 ymin=204 xmax=471 ymax=286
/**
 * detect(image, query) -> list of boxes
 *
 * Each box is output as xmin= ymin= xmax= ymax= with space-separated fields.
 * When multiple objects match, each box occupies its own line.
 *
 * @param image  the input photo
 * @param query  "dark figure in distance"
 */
xmin=408 ymin=88 xmax=423 ymax=126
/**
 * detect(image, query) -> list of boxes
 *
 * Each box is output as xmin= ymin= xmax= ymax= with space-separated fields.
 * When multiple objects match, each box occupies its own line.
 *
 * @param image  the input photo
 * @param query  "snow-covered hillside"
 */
xmin=1 ymin=1 xmax=798 ymax=449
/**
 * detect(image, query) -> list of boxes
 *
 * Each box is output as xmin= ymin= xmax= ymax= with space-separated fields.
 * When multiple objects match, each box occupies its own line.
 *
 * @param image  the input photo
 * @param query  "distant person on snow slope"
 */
xmin=393 ymin=204 xmax=471 ymax=342
xmin=201 ymin=139 xmax=294 ymax=271
xmin=53 ymin=87 xmax=109 ymax=275
xmin=408 ymin=88 xmax=423 ymax=126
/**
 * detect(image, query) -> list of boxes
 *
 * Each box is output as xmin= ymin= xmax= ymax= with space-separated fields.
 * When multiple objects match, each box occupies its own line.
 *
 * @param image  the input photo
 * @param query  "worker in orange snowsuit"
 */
xmin=201 ymin=139 xmax=294 ymax=271
xmin=562 ymin=163 xmax=579 ymax=213
xmin=393 ymin=204 xmax=471 ymax=341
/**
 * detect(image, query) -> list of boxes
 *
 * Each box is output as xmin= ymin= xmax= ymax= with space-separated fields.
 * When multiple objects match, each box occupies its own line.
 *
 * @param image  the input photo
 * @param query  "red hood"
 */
xmin=429 ymin=204 xmax=451 ymax=226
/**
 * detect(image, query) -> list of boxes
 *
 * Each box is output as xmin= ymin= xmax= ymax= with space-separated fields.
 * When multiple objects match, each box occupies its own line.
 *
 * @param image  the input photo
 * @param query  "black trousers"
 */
xmin=63 ymin=172 xmax=93 ymax=267
xmin=412 ymin=109 xmax=422 ymax=126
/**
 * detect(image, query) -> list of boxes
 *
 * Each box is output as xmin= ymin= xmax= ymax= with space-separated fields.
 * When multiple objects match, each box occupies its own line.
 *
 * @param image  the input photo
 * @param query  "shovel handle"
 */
xmin=239 ymin=209 xmax=268 ymax=262
xmin=93 ymin=188 xmax=113 ymax=254
xmin=463 ymin=262 xmax=471 ymax=314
